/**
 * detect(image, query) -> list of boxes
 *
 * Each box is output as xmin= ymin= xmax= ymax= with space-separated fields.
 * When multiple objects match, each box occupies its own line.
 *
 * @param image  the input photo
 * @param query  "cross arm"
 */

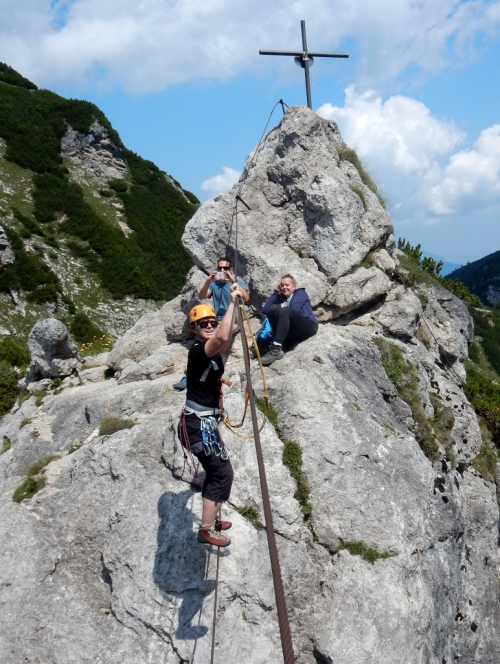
xmin=259 ymin=50 xmax=303 ymax=56
xmin=259 ymin=50 xmax=349 ymax=58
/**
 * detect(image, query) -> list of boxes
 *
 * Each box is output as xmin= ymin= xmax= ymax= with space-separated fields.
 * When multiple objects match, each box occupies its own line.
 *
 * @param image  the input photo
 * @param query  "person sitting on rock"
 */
xmin=173 ymin=256 xmax=249 ymax=391
xmin=178 ymin=283 xmax=243 ymax=547
xmin=260 ymin=274 xmax=318 ymax=366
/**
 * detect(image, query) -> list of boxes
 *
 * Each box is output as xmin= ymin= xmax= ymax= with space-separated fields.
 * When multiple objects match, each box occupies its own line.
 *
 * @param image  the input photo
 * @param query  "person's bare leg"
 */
xmin=201 ymin=498 xmax=221 ymax=527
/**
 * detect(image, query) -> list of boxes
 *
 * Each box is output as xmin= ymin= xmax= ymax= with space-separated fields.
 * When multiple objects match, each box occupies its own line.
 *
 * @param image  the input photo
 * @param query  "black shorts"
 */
xmin=195 ymin=449 xmax=234 ymax=503
xmin=184 ymin=413 xmax=233 ymax=503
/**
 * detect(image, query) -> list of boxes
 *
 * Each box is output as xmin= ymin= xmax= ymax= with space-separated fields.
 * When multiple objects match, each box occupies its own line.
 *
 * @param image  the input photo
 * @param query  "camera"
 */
xmin=215 ymin=271 xmax=228 ymax=281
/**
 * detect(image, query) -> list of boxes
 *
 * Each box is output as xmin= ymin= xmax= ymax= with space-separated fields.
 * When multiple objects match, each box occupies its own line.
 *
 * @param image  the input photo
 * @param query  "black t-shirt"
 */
xmin=186 ymin=340 xmax=224 ymax=409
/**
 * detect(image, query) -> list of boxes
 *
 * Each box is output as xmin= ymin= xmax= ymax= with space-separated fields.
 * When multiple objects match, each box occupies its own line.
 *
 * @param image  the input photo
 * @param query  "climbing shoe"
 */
xmin=173 ymin=374 xmax=187 ymax=391
xmin=198 ymin=524 xmax=231 ymax=547
xmin=215 ymin=519 xmax=232 ymax=531
xmin=260 ymin=345 xmax=284 ymax=366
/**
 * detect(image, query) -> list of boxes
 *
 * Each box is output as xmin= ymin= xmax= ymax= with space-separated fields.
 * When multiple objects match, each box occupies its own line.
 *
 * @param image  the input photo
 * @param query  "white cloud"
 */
xmin=318 ymin=88 xmax=500 ymax=232
xmin=319 ymin=88 xmax=464 ymax=174
xmin=201 ymin=167 xmax=240 ymax=196
xmin=428 ymin=125 xmax=500 ymax=214
xmin=0 ymin=0 xmax=499 ymax=92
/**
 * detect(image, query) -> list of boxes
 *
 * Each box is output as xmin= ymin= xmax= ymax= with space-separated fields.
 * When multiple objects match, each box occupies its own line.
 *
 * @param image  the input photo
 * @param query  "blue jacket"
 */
xmin=262 ymin=288 xmax=318 ymax=323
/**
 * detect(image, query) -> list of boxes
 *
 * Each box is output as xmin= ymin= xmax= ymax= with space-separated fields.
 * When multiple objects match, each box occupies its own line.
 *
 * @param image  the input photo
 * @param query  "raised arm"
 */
xmin=204 ymin=283 xmax=244 ymax=357
xmin=199 ymin=271 xmax=217 ymax=300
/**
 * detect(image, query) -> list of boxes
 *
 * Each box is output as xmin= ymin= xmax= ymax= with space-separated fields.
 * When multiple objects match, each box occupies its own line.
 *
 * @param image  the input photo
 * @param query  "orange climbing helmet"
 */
xmin=189 ymin=304 xmax=217 ymax=325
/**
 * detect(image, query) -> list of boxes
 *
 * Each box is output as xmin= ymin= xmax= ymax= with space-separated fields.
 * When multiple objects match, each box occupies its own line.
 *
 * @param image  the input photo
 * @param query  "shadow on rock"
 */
xmin=154 ymin=489 xmax=216 ymax=641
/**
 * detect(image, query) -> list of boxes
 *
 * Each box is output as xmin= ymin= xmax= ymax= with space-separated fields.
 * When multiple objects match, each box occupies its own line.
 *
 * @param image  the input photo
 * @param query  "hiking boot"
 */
xmin=173 ymin=374 xmax=187 ymax=391
xmin=198 ymin=524 xmax=231 ymax=547
xmin=261 ymin=345 xmax=284 ymax=366
xmin=215 ymin=519 xmax=232 ymax=531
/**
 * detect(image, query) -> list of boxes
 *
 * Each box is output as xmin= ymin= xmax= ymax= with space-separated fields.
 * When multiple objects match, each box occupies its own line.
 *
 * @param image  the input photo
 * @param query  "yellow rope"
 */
xmin=222 ymin=304 xmax=270 ymax=439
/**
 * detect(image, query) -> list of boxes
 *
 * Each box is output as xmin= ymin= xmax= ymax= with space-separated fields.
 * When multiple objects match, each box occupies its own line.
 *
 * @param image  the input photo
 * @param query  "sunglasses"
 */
xmin=198 ymin=319 xmax=219 ymax=329
xmin=217 ymin=266 xmax=230 ymax=271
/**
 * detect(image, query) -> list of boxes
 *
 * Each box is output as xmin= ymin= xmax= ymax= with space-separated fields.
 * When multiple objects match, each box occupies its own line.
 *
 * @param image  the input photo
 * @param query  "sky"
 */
xmin=1 ymin=0 xmax=500 ymax=266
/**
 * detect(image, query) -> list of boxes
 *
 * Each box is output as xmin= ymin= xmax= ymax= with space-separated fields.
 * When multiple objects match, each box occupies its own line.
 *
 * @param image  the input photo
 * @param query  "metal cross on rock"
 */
xmin=259 ymin=20 xmax=349 ymax=110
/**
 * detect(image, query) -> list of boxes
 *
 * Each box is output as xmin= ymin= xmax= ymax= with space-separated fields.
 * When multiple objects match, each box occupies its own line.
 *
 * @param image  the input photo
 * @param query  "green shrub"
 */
xmin=398 ymin=239 xmax=481 ymax=306
xmin=340 ymin=541 xmax=392 ymax=565
xmin=0 ymin=337 xmax=29 ymax=368
xmin=99 ymin=417 xmax=135 ymax=436
xmin=108 ymin=178 xmax=128 ymax=193
xmin=12 ymin=454 xmax=60 ymax=502
xmin=182 ymin=189 xmax=200 ymax=205
xmin=0 ymin=227 xmax=61 ymax=303
xmin=70 ymin=312 xmax=104 ymax=344
xmin=469 ymin=307 xmax=500 ymax=376
xmin=0 ymin=63 xmax=38 ymax=90
xmin=0 ymin=363 xmax=21 ymax=416
xmin=464 ymin=366 xmax=500 ymax=445
xmin=236 ymin=505 xmax=264 ymax=530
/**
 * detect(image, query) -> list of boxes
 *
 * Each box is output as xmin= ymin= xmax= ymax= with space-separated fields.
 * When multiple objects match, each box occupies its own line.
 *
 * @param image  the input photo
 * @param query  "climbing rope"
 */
xmin=222 ymin=304 xmax=270 ymax=438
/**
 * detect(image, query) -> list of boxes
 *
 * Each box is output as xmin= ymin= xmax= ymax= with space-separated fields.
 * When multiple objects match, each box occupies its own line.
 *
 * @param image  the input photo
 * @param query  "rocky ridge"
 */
xmin=0 ymin=106 xmax=498 ymax=664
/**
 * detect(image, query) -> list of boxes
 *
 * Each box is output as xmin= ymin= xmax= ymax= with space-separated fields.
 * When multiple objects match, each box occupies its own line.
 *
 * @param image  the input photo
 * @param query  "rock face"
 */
xmin=61 ymin=119 xmax=128 ymax=186
xmin=20 ymin=318 xmax=79 ymax=388
xmin=0 ymin=225 xmax=14 ymax=265
xmin=182 ymin=106 xmax=395 ymax=311
xmin=1 ymin=107 xmax=498 ymax=664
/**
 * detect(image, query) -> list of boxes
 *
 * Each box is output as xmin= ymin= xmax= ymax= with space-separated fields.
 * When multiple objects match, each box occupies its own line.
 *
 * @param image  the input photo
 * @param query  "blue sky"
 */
xmin=1 ymin=0 xmax=500 ymax=266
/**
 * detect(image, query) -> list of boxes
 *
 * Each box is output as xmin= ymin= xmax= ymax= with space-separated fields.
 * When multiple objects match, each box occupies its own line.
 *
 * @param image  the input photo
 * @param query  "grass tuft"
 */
xmin=282 ymin=439 xmax=312 ymax=516
xmin=236 ymin=505 xmax=264 ymax=530
xmin=340 ymin=541 xmax=392 ymax=565
xmin=254 ymin=395 xmax=279 ymax=429
xmin=12 ymin=454 xmax=60 ymax=502
xmin=99 ymin=416 xmax=135 ymax=436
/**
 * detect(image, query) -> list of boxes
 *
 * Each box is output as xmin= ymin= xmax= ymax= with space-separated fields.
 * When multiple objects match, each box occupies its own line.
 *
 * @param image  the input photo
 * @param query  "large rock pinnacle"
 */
xmin=183 ymin=106 xmax=395 ymax=309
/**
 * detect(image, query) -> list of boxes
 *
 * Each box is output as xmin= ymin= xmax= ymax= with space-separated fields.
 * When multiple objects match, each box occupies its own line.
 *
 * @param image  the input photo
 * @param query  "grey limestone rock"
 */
xmin=0 ymin=108 xmax=498 ymax=664
xmin=374 ymin=286 xmax=423 ymax=338
xmin=325 ymin=266 xmax=392 ymax=313
xmin=371 ymin=247 xmax=396 ymax=274
xmin=0 ymin=225 xmax=14 ymax=265
xmin=20 ymin=318 xmax=79 ymax=388
xmin=61 ymin=119 xmax=128 ymax=185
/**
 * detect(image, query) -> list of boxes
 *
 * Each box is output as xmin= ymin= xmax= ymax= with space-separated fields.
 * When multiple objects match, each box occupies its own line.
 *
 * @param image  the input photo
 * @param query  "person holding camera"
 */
xmin=198 ymin=256 xmax=249 ymax=320
xmin=260 ymin=274 xmax=318 ymax=366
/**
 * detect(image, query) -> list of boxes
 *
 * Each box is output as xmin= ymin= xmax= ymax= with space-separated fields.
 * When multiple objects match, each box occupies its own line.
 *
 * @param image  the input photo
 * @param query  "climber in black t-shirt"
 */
xmin=178 ymin=282 xmax=243 ymax=547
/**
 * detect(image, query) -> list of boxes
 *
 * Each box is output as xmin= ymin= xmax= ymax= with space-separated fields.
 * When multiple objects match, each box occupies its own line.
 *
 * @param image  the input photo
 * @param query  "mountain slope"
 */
xmin=446 ymin=249 xmax=500 ymax=306
xmin=0 ymin=64 xmax=199 ymax=344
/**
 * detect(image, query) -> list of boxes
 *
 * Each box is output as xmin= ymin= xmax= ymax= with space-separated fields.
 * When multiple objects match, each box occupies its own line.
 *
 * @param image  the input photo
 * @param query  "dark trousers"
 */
xmin=266 ymin=305 xmax=318 ymax=347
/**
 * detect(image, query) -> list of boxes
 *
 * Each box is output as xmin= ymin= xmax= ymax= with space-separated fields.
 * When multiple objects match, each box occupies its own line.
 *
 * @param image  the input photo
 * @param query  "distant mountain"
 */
xmin=0 ymin=63 xmax=199 ymax=347
xmin=446 ymin=250 xmax=500 ymax=306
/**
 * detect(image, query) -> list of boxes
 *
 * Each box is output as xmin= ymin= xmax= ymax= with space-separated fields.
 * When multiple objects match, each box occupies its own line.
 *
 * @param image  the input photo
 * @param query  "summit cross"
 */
xmin=259 ymin=20 xmax=349 ymax=110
